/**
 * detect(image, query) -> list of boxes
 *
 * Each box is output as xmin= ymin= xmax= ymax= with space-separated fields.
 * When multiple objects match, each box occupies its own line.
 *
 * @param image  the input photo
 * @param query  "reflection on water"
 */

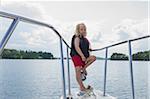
xmin=0 ymin=59 xmax=148 ymax=99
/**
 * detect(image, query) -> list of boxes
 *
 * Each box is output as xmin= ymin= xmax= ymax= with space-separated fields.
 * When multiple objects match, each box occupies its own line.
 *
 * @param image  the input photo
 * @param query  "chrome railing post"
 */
xmin=128 ymin=40 xmax=135 ymax=99
xmin=103 ymin=47 xmax=108 ymax=96
xmin=0 ymin=17 xmax=19 ymax=56
xmin=60 ymin=38 xmax=67 ymax=99
xmin=66 ymin=46 xmax=71 ymax=96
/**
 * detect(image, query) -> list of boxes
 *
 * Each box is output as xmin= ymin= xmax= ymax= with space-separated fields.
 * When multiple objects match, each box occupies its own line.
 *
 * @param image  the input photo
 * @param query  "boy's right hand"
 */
xmin=81 ymin=56 xmax=86 ymax=62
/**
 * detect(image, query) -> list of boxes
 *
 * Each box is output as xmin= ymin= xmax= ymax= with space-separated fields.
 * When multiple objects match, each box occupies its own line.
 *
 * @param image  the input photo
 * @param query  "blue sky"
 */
xmin=0 ymin=0 xmax=149 ymax=57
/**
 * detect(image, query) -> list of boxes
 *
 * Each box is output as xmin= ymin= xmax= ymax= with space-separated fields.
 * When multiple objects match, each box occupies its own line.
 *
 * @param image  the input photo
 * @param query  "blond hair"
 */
xmin=75 ymin=23 xmax=86 ymax=37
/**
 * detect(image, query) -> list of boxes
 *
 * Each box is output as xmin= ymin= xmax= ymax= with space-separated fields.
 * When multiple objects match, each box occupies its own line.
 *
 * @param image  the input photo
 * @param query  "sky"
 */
xmin=0 ymin=0 xmax=149 ymax=57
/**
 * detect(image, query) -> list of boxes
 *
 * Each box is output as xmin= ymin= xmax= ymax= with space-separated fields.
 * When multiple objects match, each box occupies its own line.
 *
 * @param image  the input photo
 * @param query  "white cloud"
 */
xmin=20 ymin=27 xmax=59 ymax=46
xmin=1 ymin=2 xmax=45 ymax=20
xmin=112 ymin=18 xmax=149 ymax=41
xmin=109 ymin=18 xmax=149 ymax=54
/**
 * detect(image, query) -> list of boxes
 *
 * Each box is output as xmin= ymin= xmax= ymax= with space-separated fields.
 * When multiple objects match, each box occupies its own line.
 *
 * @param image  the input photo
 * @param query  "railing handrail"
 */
xmin=91 ymin=35 xmax=150 ymax=52
xmin=0 ymin=11 xmax=71 ymax=49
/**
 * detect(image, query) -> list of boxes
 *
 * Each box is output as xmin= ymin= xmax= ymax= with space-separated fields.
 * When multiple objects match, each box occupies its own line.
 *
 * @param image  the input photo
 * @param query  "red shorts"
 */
xmin=71 ymin=55 xmax=85 ymax=67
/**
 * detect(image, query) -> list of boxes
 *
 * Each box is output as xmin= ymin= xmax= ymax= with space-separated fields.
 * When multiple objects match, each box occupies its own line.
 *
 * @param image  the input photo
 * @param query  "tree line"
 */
xmin=1 ymin=49 xmax=149 ymax=61
xmin=1 ymin=49 xmax=54 ymax=59
xmin=110 ymin=50 xmax=150 ymax=61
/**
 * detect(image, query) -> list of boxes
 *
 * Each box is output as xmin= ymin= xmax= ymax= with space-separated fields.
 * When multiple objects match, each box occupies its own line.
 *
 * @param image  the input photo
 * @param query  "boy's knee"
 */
xmin=92 ymin=56 xmax=96 ymax=61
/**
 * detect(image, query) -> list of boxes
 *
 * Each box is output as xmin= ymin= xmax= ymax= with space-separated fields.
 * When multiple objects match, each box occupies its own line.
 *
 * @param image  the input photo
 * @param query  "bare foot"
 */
xmin=80 ymin=86 xmax=86 ymax=91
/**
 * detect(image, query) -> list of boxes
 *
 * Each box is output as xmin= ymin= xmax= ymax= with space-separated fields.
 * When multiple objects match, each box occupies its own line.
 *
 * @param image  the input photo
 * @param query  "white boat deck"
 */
xmin=61 ymin=88 xmax=117 ymax=99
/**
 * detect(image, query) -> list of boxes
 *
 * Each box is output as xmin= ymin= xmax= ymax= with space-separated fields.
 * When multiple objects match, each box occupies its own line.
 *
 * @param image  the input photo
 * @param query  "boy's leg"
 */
xmin=82 ymin=55 xmax=96 ymax=71
xmin=75 ymin=66 xmax=86 ymax=91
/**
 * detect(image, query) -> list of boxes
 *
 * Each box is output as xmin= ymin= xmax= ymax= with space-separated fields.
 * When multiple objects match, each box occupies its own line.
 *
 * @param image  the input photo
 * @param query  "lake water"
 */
xmin=0 ymin=59 xmax=149 ymax=99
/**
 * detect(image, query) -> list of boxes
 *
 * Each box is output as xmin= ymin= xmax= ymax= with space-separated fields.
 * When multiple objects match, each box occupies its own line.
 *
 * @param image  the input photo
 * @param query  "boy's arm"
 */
xmin=88 ymin=43 xmax=92 ymax=56
xmin=74 ymin=37 xmax=86 ymax=59
xmin=89 ymin=43 xmax=92 ymax=51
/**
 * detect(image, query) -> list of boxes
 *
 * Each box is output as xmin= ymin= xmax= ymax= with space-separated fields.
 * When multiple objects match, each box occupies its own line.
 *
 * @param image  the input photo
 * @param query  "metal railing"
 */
xmin=0 ymin=11 xmax=70 ymax=99
xmin=0 ymin=11 xmax=149 ymax=99
xmin=91 ymin=35 xmax=150 ymax=99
